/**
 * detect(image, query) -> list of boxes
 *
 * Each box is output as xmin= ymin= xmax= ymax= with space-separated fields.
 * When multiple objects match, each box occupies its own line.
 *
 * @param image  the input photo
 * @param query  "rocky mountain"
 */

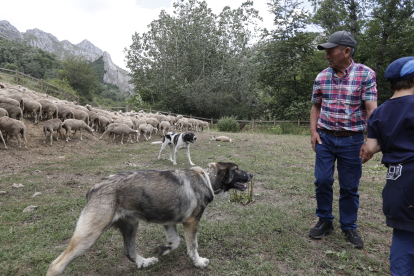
xmin=0 ymin=20 xmax=23 ymax=41
xmin=0 ymin=20 xmax=133 ymax=93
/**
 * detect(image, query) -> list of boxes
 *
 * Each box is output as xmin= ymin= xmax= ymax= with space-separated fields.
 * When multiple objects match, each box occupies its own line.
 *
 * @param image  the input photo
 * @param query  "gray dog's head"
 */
xmin=211 ymin=162 xmax=253 ymax=192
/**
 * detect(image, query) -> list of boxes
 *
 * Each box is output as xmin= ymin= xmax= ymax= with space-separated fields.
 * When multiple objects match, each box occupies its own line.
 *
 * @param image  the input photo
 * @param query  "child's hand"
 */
xmin=360 ymin=143 xmax=374 ymax=163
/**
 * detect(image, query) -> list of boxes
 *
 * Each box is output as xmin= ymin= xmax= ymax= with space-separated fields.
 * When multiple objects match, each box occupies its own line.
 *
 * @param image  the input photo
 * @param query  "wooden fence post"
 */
xmin=211 ymin=118 xmax=213 ymax=126
xmin=126 ymin=105 xmax=130 ymax=112
xmin=41 ymin=79 xmax=43 ymax=92
xmin=252 ymin=119 xmax=255 ymax=129
xmin=15 ymin=69 xmax=18 ymax=85
xmin=298 ymin=119 xmax=300 ymax=126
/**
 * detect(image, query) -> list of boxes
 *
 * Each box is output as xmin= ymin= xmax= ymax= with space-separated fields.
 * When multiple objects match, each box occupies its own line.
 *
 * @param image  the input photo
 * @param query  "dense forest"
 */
xmin=0 ymin=36 xmax=130 ymax=106
xmin=125 ymin=0 xmax=414 ymax=120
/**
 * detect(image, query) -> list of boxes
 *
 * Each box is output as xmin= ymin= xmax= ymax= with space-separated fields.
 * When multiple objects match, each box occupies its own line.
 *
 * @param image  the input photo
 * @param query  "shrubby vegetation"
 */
xmin=217 ymin=116 xmax=240 ymax=132
xmin=0 ymin=36 xmax=61 ymax=79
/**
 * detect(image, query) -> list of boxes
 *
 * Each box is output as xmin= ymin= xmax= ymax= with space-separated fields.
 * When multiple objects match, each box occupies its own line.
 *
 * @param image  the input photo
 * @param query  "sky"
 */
xmin=0 ymin=0 xmax=314 ymax=71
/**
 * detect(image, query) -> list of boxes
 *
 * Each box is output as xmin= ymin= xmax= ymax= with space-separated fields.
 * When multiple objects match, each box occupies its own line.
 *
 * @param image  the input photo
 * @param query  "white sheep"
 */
xmin=211 ymin=136 xmax=232 ymax=142
xmin=99 ymin=123 xmax=140 ymax=144
xmin=139 ymin=123 xmax=158 ymax=140
xmin=0 ymin=117 xmax=27 ymax=149
xmin=61 ymin=119 xmax=95 ymax=142
xmin=158 ymin=121 xmax=171 ymax=136
xmin=43 ymin=118 xmax=63 ymax=146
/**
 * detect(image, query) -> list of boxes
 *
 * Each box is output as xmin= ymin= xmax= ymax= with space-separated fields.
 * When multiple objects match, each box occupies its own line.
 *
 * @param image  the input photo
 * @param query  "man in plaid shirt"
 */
xmin=308 ymin=31 xmax=377 ymax=248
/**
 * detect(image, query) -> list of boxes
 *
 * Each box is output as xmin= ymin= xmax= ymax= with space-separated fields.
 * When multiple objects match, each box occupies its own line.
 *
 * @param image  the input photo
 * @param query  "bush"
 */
xmin=217 ymin=116 xmax=239 ymax=132
xmin=268 ymin=125 xmax=283 ymax=135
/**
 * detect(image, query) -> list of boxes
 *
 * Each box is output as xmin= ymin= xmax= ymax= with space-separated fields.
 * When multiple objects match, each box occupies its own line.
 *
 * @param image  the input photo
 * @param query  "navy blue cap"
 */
xmin=385 ymin=57 xmax=414 ymax=82
xmin=317 ymin=31 xmax=357 ymax=50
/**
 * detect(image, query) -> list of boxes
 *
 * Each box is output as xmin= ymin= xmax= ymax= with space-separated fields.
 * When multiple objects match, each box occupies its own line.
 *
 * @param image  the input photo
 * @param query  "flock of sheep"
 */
xmin=0 ymin=82 xmax=210 ymax=149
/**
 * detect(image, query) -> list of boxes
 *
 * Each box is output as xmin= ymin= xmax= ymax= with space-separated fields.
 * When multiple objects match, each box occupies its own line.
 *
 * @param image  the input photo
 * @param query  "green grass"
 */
xmin=0 ymin=130 xmax=392 ymax=275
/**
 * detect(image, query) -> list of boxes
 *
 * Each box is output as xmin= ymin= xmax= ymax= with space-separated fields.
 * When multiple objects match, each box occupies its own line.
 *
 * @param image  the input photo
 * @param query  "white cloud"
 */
xmin=0 ymin=0 xmax=312 ymax=71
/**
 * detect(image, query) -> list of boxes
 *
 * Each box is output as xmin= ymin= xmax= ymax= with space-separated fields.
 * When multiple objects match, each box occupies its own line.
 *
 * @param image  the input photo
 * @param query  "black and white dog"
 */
xmin=157 ymin=132 xmax=196 ymax=165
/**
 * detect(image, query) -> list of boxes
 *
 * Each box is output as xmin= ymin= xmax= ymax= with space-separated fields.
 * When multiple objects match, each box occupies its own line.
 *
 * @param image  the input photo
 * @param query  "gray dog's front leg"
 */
xmin=183 ymin=221 xmax=209 ymax=268
xmin=154 ymin=225 xmax=181 ymax=256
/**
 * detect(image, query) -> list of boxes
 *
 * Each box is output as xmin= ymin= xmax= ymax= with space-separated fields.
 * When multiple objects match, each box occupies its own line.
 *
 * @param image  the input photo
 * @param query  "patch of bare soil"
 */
xmin=1 ymin=117 xmax=103 ymax=172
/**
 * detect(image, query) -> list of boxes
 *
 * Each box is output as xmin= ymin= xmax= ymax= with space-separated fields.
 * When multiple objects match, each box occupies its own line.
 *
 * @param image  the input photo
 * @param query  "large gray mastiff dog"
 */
xmin=46 ymin=162 xmax=253 ymax=276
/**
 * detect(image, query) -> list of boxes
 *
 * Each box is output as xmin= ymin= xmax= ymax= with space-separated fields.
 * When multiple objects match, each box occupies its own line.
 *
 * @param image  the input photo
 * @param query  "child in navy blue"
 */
xmin=367 ymin=56 xmax=414 ymax=276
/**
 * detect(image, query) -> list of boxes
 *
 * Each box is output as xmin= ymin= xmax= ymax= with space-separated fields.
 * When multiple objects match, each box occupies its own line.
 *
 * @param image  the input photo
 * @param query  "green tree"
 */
xmin=258 ymin=0 xmax=321 ymax=120
xmin=125 ymin=0 xmax=262 ymax=118
xmin=357 ymin=0 xmax=414 ymax=104
xmin=58 ymin=56 xmax=100 ymax=103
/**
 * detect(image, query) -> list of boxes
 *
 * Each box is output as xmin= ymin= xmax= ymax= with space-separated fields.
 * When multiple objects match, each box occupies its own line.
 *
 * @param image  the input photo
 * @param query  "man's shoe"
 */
xmin=309 ymin=220 xmax=334 ymax=239
xmin=342 ymin=229 xmax=363 ymax=248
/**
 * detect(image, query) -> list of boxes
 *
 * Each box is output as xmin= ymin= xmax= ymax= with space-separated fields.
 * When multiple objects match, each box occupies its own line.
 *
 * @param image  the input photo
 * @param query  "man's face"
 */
xmin=324 ymin=45 xmax=347 ymax=70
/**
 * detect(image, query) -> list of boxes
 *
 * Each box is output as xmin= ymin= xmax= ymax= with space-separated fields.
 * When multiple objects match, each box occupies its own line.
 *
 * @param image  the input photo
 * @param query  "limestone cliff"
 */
xmin=102 ymin=52 xmax=133 ymax=92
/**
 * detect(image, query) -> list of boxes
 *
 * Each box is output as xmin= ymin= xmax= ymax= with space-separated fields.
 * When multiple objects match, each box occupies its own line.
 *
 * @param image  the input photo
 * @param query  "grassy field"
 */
xmin=0 ymin=129 xmax=391 ymax=275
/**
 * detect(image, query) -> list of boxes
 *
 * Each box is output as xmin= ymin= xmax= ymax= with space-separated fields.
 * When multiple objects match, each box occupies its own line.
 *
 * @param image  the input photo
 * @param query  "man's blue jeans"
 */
xmin=314 ymin=129 xmax=364 ymax=230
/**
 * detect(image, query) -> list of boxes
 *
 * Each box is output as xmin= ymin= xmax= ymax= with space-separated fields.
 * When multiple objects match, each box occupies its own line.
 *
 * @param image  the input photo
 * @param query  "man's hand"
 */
xmin=360 ymin=143 xmax=373 ymax=163
xmin=311 ymin=130 xmax=322 ymax=152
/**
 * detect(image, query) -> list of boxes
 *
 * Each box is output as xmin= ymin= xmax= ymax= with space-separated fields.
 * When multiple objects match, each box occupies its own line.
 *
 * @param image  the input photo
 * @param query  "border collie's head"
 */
xmin=183 ymin=132 xmax=196 ymax=143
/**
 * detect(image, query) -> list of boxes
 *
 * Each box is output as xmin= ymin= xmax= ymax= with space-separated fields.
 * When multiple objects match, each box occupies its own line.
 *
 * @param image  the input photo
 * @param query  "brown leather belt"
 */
xmin=320 ymin=129 xmax=362 ymax=137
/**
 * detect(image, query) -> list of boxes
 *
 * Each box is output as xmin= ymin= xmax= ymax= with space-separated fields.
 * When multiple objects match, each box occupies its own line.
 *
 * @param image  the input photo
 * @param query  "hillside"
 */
xmin=0 ymin=20 xmax=133 ymax=93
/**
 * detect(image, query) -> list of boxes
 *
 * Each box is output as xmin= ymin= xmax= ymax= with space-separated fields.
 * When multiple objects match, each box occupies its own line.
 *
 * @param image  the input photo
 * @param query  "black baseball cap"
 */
xmin=385 ymin=57 xmax=414 ymax=82
xmin=317 ymin=31 xmax=357 ymax=50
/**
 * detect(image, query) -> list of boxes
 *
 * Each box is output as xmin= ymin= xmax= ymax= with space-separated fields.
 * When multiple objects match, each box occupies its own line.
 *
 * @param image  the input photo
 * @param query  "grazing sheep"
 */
xmin=56 ymin=104 xmax=74 ymax=121
xmin=61 ymin=119 xmax=95 ymax=142
xmin=96 ymin=115 xmax=111 ymax=133
xmin=187 ymin=118 xmax=197 ymax=131
xmin=158 ymin=121 xmax=170 ymax=136
xmin=1 ymin=93 xmax=24 ymax=109
xmin=176 ymin=118 xmax=189 ymax=131
xmin=0 ymin=96 xmax=20 ymax=107
xmin=133 ymin=117 xmax=147 ymax=130
xmin=89 ymin=112 xmax=100 ymax=130
xmin=114 ymin=117 xmax=134 ymax=129
xmin=0 ymin=103 xmax=23 ymax=120
xmin=23 ymin=99 xmax=42 ymax=124
xmin=0 ymin=107 xmax=8 ymax=118
xmin=211 ymin=136 xmax=232 ymax=142
xmin=0 ymin=117 xmax=27 ymax=149
xmin=145 ymin=117 xmax=160 ymax=129
xmin=70 ymin=108 xmax=89 ymax=125
xmin=200 ymin=121 xmax=210 ymax=131
xmin=38 ymin=100 xmax=58 ymax=120
xmin=43 ymin=118 xmax=63 ymax=146
xmin=139 ymin=123 xmax=158 ymax=140
xmin=99 ymin=123 xmax=140 ymax=144
xmin=0 ymin=130 xmax=6 ymax=149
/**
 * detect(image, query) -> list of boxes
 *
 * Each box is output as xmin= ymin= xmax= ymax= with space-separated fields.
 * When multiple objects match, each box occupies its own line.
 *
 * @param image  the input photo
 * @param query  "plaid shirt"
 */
xmin=311 ymin=59 xmax=377 ymax=132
